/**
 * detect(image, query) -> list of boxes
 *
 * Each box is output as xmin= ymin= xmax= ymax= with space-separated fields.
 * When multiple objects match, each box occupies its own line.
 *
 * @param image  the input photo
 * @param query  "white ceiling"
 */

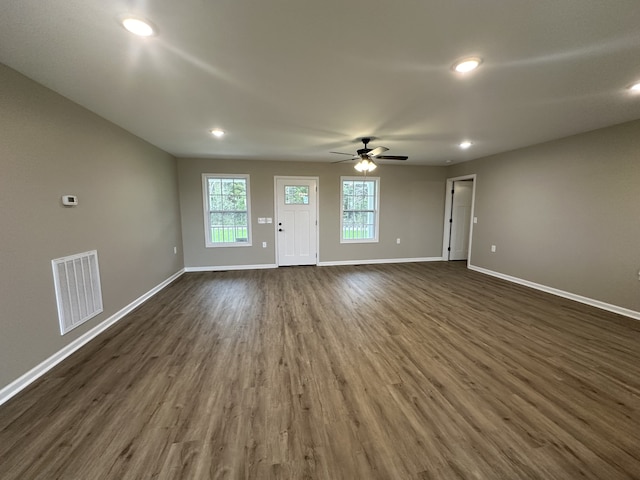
xmin=1 ymin=1 xmax=640 ymax=165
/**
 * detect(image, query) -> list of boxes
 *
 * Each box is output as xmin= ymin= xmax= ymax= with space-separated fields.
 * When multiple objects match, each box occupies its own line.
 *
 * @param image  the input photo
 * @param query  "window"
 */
xmin=341 ymin=177 xmax=379 ymax=243
xmin=203 ymin=174 xmax=251 ymax=247
xmin=284 ymin=185 xmax=309 ymax=205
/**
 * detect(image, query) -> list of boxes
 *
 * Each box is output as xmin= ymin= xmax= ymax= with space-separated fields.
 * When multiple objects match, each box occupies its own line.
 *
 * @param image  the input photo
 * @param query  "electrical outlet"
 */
xmin=173 ymin=246 xmax=177 ymax=254
xmin=396 ymin=238 xmax=401 ymax=244
xmin=491 ymin=245 xmax=496 ymax=253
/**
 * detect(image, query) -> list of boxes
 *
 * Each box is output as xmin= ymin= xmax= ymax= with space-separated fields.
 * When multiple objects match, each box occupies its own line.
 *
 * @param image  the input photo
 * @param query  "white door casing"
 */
xmin=449 ymin=180 xmax=473 ymax=260
xmin=275 ymin=177 xmax=318 ymax=266
xmin=442 ymin=174 xmax=476 ymax=263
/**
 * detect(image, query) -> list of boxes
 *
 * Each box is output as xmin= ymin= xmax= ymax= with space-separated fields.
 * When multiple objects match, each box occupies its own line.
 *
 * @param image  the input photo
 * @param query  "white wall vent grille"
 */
xmin=52 ymin=250 xmax=104 ymax=335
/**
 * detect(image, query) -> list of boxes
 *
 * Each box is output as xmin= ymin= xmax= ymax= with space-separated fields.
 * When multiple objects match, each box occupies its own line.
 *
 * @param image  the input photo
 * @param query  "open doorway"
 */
xmin=442 ymin=175 xmax=476 ymax=263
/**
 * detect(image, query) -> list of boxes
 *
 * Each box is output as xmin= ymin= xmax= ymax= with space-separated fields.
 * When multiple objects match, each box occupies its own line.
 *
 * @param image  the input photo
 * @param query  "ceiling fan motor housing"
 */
xmin=357 ymin=137 xmax=372 ymax=157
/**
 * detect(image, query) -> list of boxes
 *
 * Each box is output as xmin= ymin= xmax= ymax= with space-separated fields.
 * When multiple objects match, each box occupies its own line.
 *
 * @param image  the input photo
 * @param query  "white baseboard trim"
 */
xmin=468 ymin=264 xmax=640 ymax=321
xmin=185 ymin=264 xmax=278 ymax=272
xmin=0 ymin=269 xmax=186 ymax=407
xmin=185 ymin=259 xmax=445 ymax=270
xmin=318 ymin=257 xmax=444 ymax=267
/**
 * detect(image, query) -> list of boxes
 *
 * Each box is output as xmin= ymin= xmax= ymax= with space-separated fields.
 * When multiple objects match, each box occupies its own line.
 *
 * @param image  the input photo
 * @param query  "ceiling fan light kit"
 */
xmin=354 ymin=158 xmax=377 ymax=173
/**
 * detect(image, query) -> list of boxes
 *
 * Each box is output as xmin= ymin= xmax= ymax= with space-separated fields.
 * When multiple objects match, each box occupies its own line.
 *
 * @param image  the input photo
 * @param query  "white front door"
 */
xmin=275 ymin=177 xmax=318 ymax=266
xmin=449 ymin=180 xmax=473 ymax=260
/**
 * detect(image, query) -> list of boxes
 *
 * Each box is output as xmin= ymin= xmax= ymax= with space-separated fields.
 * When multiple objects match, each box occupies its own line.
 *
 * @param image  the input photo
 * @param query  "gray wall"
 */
xmin=0 ymin=64 xmax=183 ymax=390
xmin=448 ymin=119 xmax=640 ymax=312
xmin=178 ymin=158 xmax=448 ymax=267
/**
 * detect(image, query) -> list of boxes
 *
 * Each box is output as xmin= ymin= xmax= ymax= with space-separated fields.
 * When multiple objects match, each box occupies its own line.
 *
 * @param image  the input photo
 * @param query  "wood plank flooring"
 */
xmin=1 ymin=262 xmax=639 ymax=479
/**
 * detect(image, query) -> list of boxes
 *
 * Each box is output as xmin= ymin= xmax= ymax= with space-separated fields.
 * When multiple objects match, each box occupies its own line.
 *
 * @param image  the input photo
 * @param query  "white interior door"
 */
xmin=449 ymin=180 xmax=473 ymax=260
xmin=275 ymin=177 xmax=318 ymax=266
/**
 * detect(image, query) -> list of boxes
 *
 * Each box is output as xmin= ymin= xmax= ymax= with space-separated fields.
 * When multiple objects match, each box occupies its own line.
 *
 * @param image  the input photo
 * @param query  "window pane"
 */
xmin=343 ymin=195 xmax=353 ymax=211
xmin=208 ymin=178 xmax=220 ymax=195
xmin=284 ymin=185 xmax=309 ymax=204
xmin=365 ymin=211 xmax=375 ymax=225
xmin=210 ymin=212 xmax=223 ymax=226
xmin=234 ymin=212 xmax=246 ymax=227
xmin=365 ymin=194 xmax=375 ymax=210
xmin=221 ymin=178 xmax=234 ymax=195
xmin=222 ymin=193 xmax=239 ymax=211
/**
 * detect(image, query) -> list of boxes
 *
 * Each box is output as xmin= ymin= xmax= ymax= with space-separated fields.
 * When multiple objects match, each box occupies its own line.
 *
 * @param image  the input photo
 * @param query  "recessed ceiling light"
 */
xmin=210 ymin=129 xmax=225 ymax=137
xmin=453 ymin=57 xmax=482 ymax=73
xmin=121 ymin=17 xmax=156 ymax=37
xmin=629 ymin=82 xmax=640 ymax=92
xmin=459 ymin=140 xmax=473 ymax=149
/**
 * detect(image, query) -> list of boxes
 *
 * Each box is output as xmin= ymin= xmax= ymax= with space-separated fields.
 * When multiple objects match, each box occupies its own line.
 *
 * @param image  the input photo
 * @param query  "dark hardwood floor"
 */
xmin=1 ymin=262 xmax=639 ymax=479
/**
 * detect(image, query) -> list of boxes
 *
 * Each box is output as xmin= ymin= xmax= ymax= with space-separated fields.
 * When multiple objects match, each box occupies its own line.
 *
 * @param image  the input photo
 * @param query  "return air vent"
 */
xmin=52 ymin=250 xmax=103 ymax=335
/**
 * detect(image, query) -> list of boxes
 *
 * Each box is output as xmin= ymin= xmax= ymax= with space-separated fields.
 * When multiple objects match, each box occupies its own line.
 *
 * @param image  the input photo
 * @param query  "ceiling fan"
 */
xmin=331 ymin=138 xmax=409 ymax=166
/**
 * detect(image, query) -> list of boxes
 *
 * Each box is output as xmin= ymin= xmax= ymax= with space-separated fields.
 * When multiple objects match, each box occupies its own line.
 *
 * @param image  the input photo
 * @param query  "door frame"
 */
xmin=274 ymin=176 xmax=320 ymax=266
xmin=441 ymin=174 xmax=476 ymax=265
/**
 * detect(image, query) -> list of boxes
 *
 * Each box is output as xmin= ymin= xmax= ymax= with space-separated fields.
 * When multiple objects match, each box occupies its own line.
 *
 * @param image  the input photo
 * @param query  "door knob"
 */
xmin=278 ymin=228 xmax=283 ymax=232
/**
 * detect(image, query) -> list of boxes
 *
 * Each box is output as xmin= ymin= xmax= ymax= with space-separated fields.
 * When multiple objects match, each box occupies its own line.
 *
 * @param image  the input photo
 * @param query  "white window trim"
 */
xmin=340 ymin=176 xmax=380 ymax=244
xmin=202 ymin=173 xmax=252 ymax=248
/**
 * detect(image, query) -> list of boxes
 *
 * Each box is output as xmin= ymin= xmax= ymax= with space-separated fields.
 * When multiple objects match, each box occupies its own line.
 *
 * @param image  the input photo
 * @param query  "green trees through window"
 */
xmin=203 ymin=174 xmax=251 ymax=246
xmin=341 ymin=177 xmax=379 ymax=242
xmin=284 ymin=185 xmax=309 ymax=205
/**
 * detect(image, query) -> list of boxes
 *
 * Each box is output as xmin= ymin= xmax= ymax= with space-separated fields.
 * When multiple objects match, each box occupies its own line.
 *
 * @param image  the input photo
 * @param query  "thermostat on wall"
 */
xmin=62 ymin=195 xmax=78 ymax=206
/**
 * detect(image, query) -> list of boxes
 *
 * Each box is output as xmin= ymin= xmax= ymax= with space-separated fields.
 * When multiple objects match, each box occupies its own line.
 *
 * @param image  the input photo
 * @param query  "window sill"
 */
xmin=340 ymin=239 xmax=379 ymax=244
xmin=205 ymin=242 xmax=253 ymax=248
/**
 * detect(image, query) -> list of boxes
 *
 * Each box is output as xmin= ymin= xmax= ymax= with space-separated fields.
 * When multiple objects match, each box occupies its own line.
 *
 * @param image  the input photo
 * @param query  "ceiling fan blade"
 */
xmin=376 ymin=155 xmax=408 ymax=161
xmin=331 ymin=158 xmax=355 ymax=164
xmin=330 ymin=151 xmax=355 ymax=156
xmin=368 ymin=146 xmax=389 ymax=157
